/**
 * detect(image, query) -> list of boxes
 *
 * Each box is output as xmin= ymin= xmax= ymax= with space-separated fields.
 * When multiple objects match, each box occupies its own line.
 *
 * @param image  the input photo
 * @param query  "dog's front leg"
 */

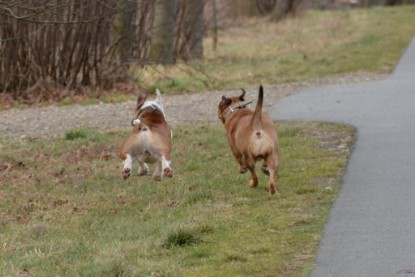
xmin=122 ymin=154 xmax=133 ymax=180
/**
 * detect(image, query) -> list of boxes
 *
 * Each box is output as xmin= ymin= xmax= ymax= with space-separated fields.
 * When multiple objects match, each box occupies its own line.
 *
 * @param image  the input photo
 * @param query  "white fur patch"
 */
xmin=132 ymin=119 xmax=141 ymax=126
xmin=123 ymin=154 xmax=132 ymax=169
xmin=161 ymin=155 xmax=171 ymax=170
xmin=140 ymin=101 xmax=165 ymax=116
xmin=141 ymin=88 xmax=164 ymax=115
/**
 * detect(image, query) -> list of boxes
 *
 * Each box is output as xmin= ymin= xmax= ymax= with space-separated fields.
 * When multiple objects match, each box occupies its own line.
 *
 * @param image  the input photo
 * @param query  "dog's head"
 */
xmin=132 ymin=89 xmax=165 ymax=126
xmin=217 ymin=89 xmax=247 ymax=124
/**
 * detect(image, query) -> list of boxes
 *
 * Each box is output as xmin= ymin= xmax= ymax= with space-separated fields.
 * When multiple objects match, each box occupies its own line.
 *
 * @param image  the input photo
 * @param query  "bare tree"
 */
xmin=256 ymin=0 xmax=277 ymax=14
xmin=114 ymin=0 xmax=138 ymax=64
xmin=0 ymin=1 xmax=120 ymax=100
xmin=211 ymin=0 xmax=218 ymax=51
xmin=148 ymin=0 xmax=178 ymax=64
xmin=384 ymin=0 xmax=403 ymax=5
xmin=231 ymin=0 xmax=260 ymax=17
xmin=272 ymin=0 xmax=305 ymax=21
xmin=133 ymin=0 xmax=155 ymax=61
xmin=175 ymin=0 xmax=205 ymax=61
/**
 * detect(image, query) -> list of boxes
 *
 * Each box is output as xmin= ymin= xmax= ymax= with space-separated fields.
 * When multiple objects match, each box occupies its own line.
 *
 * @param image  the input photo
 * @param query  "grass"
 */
xmin=0 ymin=122 xmax=355 ymax=276
xmin=64 ymin=125 xmax=88 ymax=140
xmin=137 ymin=5 xmax=415 ymax=94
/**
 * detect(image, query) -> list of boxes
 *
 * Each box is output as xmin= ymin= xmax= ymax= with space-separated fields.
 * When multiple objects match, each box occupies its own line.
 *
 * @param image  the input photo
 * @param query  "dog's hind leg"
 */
xmin=161 ymin=155 xmax=173 ymax=178
xmin=248 ymin=163 xmax=259 ymax=188
xmin=239 ymin=156 xmax=248 ymax=174
xmin=137 ymin=160 xmax=149 ymax=176
xmin=265 ymin=154 xmax=279 ymax=195
xmin=122 ymin=154 xmax=133 ymax=180
xmin=268 ymin=170 xmax=276 ymax=195
xmin=261 ymin=162 xmax=270 ymax=176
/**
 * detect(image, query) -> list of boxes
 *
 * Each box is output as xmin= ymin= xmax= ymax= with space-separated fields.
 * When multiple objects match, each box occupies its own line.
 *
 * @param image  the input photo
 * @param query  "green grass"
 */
xmin=64 ymin=125 xmax=88 ymax=140
xmin=0 ymin=122 xmax=355 ymax=276
xmin=137 ymin=5 xmax=415 ymax=94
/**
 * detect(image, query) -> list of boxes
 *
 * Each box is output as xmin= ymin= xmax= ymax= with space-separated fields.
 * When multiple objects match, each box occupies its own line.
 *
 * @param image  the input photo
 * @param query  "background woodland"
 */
xmin=0 ymin=0 xmax=412 ymax=103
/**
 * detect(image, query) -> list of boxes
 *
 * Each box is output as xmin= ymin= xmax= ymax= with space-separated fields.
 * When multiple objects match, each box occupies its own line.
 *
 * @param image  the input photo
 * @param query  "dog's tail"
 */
xmin=252 ymin=85 xmax=264 ymax=129
xmin=131 ymin=119 xmax=150 ymax=132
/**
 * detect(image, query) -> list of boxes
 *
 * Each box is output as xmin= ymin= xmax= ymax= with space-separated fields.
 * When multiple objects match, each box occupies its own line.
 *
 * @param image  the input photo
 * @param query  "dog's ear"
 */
xmin=239 ymin=89 xmax=246 ymax=101
xmin=155 ymin=89 xmax=161 ymax=102
xmin=154 ymin=88 xmax=164 ymax=110
xmin=222 ymin=95 xmax=232 ymax=105
xmin=136 ymin=93 xmax=147 ymax=110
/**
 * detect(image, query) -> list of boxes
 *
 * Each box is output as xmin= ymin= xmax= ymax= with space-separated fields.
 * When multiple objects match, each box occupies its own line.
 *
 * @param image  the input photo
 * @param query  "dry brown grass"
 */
xmin=136 ymin=6 xmax=415 ymax=93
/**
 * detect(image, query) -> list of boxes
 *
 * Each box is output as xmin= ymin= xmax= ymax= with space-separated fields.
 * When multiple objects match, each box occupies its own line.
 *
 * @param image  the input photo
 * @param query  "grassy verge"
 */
xmin=0 ymin=122 xmax=355 ymax=276
xmin=138 ymin=5 xmax=415 ymax=94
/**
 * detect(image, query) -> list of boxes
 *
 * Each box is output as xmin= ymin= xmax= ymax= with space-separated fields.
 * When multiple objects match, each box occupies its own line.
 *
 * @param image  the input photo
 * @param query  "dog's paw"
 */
xmin=164 ymin=167 xmax=173 ymax=178
xmin=269 ymin=184 xmax=277 ymax=195
xmin=153 ymin=175 xmax=162 ymax=181
xmin=122 ymin=168 xmax=131 ymax=180
xmin=250 ymin=179 xmax=258 ymax=188
xmin=239 ymin=166 xmax=248 ymax=174
xmin=138 ymin=167 xmax=149 ymax=176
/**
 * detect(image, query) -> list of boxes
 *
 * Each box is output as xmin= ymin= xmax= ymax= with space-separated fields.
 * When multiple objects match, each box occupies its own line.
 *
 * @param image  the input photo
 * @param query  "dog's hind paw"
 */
xmin=269 ymin=184 xmax=277 ymax=195
xmin=122 ymin=168 xmax=131 ymax=180
xmin=164 ymin=167 xmax=173 ymax=178
xmin=138 ymin=167 xmax=149 ymax=176
xmin=261 ymin=166 xmax=270 ymax=176
xmin=250 ymin=179 xmax=258 ymax=188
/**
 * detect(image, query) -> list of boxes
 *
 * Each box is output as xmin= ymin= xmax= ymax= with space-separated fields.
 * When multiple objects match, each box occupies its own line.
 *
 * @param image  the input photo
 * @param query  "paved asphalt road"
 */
xmin=270 ymin=37 xmax=415 ymax=277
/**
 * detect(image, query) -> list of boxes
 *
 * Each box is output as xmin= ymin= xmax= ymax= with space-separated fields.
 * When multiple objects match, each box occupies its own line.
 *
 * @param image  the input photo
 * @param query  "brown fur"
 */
xmin=120 ymin=91 xmax=173 ymax=181
xmin=218 ymin=86 xmax=279 ymax=194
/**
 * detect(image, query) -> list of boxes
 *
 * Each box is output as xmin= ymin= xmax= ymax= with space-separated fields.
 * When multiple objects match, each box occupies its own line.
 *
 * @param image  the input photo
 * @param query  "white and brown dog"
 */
xmin=218 ymin=85 xmax=279 ymax=194
xmin=120 ymin=89 xmax=173 ymax=181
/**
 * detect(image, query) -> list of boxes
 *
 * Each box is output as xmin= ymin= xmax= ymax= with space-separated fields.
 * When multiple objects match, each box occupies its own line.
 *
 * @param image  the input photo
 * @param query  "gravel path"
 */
xmin=0 ymin=72 xmax=387 ymax=139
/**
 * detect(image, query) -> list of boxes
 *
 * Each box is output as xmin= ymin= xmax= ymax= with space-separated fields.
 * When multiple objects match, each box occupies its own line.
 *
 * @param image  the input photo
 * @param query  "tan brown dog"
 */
xmin=218 ymin=85 xmax=279 ymax=194
xmin=120 ymin=89 xmax=173 ymax=181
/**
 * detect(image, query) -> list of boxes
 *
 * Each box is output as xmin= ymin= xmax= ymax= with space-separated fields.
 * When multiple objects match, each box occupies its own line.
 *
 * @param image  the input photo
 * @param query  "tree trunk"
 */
xmin=232 ymin=0 xmax=259 ymax=17
xmin=272 ymin=0 xmax=304 ymax=21
xmin=115 ymin=0 xmax=137 ymax=64
xmin=177 ymin=0 xmax=204 ymax=61
xmin=211 ymin=0 xmax=218 ymax=51
xmin=149 ymin=0 xmax=178 ymax=64
xmin=272 ymin=0 xmax=289 ymax=21
xmin=385 ymin=0 xmax=402 ymax=5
